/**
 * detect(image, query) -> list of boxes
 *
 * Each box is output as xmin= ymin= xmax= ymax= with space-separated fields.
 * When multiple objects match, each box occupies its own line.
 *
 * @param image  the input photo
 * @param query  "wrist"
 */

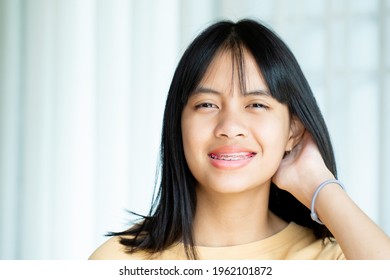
xmin=310 ymin=179 xmax=345 ymax=224
xmin=298 ymin=171 xmax=335 ymax=208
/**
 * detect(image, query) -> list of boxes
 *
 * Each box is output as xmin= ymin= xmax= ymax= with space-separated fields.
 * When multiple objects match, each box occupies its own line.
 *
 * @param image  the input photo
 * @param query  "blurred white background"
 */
xmin=1 ymin=0 xmax=389 ymax=259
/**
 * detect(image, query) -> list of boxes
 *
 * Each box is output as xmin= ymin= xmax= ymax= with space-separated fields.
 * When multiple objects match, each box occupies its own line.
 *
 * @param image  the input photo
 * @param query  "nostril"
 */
xmin=216 ymin=132 xmax=247 ymax=139
xmin=214 ymin=116 xmax=248 ymax=139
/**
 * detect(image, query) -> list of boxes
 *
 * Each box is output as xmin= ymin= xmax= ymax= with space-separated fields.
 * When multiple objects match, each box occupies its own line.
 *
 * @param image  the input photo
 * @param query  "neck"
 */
xmin=193 ymin=185 xmax=287 ymax=247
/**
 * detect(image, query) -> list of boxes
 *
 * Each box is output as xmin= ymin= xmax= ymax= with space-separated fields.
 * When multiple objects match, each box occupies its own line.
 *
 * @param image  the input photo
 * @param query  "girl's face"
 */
xmin=181 ymin=49 xmax=296 ymax=195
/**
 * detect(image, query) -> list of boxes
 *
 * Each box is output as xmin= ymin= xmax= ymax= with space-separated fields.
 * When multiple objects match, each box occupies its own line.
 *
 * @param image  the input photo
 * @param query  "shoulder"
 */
xmin=88 ymin=236 xmax=149 ymax=260
xmin=88 ymin=236 xmax=128 ymax=260
xmin=284 ymin=223 xmax=345 ymax=260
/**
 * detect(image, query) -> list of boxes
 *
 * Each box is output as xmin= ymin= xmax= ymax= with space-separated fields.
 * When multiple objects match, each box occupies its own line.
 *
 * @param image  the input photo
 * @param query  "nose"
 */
xmin=214 ymin=108 xmax=248 ymax=139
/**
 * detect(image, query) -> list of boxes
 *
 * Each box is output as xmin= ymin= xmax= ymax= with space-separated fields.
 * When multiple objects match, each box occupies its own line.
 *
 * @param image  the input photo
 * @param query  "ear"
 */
xmin=285 ymin=116 xmax=305 ymax=152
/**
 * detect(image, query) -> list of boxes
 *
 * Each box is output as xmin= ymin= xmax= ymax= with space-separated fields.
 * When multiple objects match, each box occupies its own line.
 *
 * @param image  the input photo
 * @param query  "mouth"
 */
xmin=208 ymin=152 xmax=257 ymax=161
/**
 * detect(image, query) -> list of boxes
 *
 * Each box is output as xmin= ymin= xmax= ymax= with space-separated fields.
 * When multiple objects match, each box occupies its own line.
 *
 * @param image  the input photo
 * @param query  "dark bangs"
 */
xmin=178 ymin=20 xmax=298 ymax=106
xmin=173 ymin=22 xmax=236 ymax=106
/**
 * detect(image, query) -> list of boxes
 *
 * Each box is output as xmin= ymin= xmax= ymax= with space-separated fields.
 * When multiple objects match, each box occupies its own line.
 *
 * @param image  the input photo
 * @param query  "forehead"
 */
xmin=196 ymin=48 xmax=269 ymax=94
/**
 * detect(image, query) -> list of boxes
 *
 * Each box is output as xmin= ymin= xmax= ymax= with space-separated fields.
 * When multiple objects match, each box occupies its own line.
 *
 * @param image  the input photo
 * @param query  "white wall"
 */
xmin=1 ymin=0 xmax=389 ymax=259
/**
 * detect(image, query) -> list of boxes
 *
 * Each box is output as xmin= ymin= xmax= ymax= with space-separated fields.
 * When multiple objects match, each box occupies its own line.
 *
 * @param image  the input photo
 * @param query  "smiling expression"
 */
xmin=181 ymin=49 xmax=295 ymax=195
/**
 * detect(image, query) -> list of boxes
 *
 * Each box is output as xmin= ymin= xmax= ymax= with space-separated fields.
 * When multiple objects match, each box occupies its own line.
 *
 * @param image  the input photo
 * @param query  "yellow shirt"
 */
xmin=91 ymin=222 xmax=345 ymax=260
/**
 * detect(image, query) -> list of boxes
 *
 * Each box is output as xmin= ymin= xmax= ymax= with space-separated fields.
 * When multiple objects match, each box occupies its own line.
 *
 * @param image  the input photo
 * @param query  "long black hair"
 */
xmin=110 ymin=19 xmax=337 ymax=259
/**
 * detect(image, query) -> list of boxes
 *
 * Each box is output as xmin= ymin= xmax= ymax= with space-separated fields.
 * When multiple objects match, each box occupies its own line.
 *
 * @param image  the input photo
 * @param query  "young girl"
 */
xmin=89 ymin=19 xmax=390 ymax=260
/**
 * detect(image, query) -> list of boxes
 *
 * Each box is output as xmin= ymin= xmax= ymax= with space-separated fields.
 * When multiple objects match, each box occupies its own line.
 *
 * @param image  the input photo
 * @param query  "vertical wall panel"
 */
xmin=0 ymin=0 xmax=389 ymax=260
xmin=19 ymin=0 xmax=57 ymax=259
xmin=0 ymin=0 xmax=23 ymax=259
xmin=94 ymin=0 xmax=133 ymax=251
xmin=379 ymin=0 xmax=390 ymax=234
xmin=50 ymin=0 xmax=97 ymax=259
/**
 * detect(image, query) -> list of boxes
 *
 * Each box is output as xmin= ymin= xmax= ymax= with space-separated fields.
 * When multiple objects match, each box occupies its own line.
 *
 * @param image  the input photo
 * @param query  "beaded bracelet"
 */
xmin=310 ymin=179 xmax=345 ymax=225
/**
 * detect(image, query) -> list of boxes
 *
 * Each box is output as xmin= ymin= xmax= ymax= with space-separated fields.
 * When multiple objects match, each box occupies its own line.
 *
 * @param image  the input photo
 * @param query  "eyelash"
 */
xmin=194 ymin=102 xmax=269 ymax=110
xmin=246 ymin=103 xmax=269 ymax=110
xmin=195 ymin=103 xmax=218 ymax=109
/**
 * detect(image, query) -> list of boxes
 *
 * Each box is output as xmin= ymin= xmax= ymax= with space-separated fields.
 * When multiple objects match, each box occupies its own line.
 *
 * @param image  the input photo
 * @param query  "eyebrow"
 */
xmin=193 ymin=86 xmax=271 ymax=97
xmin=193 ymin=86 xmax=221 ymax=95
xmin=242 ymin=89 xmax=271 ymax=97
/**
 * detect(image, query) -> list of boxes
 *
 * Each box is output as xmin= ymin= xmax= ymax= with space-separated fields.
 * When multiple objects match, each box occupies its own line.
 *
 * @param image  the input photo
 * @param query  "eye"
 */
xmin=246 ymin=103 xmax=269 ymax=110
xmin=195 ymin=103 xmax=219 ymax=110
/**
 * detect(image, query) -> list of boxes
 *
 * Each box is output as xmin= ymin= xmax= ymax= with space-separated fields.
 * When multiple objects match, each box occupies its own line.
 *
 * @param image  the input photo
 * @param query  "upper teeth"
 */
xmin=209 ymin=152 xmax=255 ymax=161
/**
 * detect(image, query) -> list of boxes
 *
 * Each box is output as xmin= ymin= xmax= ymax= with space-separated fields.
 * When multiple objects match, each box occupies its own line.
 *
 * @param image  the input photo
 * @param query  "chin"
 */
xmin=203 ymin=179 xmax=267 ymax=195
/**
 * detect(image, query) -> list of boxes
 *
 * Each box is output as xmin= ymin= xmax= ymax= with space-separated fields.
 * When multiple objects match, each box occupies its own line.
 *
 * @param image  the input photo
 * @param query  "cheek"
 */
xmin=181 ymin=115 xmax=206 ymax=160
xmin=181 ymin=121 xmax=206 ymax=181
xmin=253 ymin=117 xmax=290 ymax=153
xmin=182 ymin=109 xmax=214 ymax=147
xmin=181 ymin=122 xmax=192 ymax=159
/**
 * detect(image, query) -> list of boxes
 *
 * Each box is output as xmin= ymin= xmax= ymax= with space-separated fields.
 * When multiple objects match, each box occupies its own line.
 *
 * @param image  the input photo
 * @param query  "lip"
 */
xmin=208 ymin=146 xmax=257 ymax=170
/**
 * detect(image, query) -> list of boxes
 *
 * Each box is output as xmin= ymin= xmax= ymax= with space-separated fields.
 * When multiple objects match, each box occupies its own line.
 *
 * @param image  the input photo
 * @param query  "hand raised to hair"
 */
xmin=272 ymin=131 xmax=335 ymax=208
